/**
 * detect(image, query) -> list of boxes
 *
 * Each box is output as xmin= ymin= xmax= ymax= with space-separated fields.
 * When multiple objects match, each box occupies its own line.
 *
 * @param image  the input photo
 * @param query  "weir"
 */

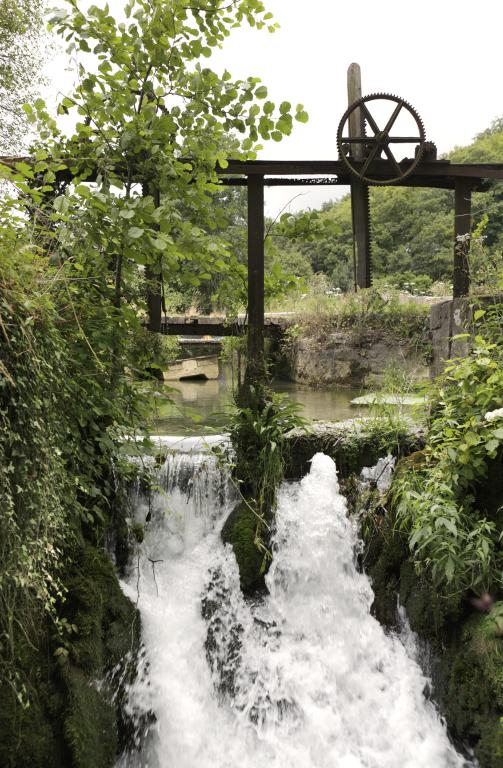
xmin=118 ymin=442 xmax=473 ymax=768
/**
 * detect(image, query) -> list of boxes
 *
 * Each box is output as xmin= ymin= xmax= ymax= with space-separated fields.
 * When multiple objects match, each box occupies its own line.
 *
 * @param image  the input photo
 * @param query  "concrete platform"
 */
xmin=163 ymin=355 xmax=219 ymax=381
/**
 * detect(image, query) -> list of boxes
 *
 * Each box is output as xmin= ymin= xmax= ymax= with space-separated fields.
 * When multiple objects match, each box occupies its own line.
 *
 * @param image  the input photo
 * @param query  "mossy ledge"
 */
xmin=284 ymin=419 xmax=424 ymax=480
xmin=363 ymin=500 xmax=503 ymax=767
xmin=0 ymin=544 xmax=141 ymax=768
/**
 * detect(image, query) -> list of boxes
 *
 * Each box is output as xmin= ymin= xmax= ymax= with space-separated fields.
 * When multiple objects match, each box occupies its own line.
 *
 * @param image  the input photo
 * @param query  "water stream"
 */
xmin=151 ymin=366 xmax=364 ymax=434
xmin=120 ymin=440 xmax=472 ymax=768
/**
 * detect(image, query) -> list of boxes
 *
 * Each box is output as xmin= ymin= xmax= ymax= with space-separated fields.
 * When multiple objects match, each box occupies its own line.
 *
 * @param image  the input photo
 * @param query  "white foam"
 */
xmin=119 ymin=451 xmax=472 ymax=768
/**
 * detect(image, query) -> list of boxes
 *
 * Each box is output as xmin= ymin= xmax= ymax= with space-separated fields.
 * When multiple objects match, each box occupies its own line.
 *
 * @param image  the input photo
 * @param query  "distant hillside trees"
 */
xmin=277 ymin=120 xmax=503 ymax=293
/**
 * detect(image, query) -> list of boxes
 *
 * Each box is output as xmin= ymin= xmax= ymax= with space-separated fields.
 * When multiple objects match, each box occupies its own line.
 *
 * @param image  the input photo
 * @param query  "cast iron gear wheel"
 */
xmin=337 ymin=93 xmax=426 ymax=185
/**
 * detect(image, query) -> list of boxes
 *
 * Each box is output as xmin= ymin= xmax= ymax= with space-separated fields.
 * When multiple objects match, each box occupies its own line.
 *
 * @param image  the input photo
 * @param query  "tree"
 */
xmin=4 ymin=0 xmax=308 ymax=379
xmin=0 ymin=0 xmax=46 ymax=151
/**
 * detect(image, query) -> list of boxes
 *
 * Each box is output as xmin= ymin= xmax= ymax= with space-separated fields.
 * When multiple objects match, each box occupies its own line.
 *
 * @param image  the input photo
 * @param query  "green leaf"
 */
xmin=53 ymin=195 xmax=69 ymax=214
xmin=255 ymin=85 xmax=267 ymax=99
xmin=128 ymin=227 xmax=144 ymax=239
xmin=295 ymin=110 xmax=309 ymax=124
xmin=464 ymin=431 xmax=480 ymax=446
xmin=445 ymin=557 xmax=455 ymax=583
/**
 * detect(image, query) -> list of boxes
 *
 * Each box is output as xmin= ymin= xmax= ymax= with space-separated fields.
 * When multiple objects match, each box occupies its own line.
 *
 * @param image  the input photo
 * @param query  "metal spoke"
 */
xmin=360 ymin=102 xmax=381 ymax=137
xmin=382 ymin=144 xmax=402 ymax=178
xmin=360 ymin=142 xmax=382 ymax=177
xmin=381 ymin=102 xmax=402 ymax=141
xmin=386 ymin=137 xmax=422 ymax=143
xmin=342 ymin=137 xmax=421 ymax=143
xmin=340 ymin=137 xmax=371 ymax=143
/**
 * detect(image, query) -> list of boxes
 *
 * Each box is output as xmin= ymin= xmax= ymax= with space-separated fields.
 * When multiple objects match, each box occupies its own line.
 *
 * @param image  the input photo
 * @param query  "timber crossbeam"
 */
xmin=2 ymin=156 xmax=503 ymax=190
xmin=159 ymin=314 xmax=289 ymax=337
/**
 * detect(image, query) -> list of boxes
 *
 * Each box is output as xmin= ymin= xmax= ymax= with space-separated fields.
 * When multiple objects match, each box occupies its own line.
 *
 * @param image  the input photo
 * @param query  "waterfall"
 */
xmin=119 ymin=445 xmax=473 ymax=768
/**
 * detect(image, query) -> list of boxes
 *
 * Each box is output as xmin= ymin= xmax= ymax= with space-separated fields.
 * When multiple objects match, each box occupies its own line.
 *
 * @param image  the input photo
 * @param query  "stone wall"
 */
xmin=430 ymin=298 xmax=472 ymax=378
xmin=287 ymin=330 xmax=429 ymax=387
xmin=430 ymin=295 xmax=503 ymax=378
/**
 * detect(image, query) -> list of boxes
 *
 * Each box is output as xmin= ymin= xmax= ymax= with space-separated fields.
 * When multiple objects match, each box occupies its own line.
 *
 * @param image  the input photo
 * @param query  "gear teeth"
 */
xmin=337 ymin=93 xmax=426 ymax=186
xmin=366 ymin=183 xmax=372 ymax=283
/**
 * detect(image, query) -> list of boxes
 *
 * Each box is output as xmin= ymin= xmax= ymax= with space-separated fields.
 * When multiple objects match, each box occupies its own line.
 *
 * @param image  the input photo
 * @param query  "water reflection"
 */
xmin=152 ymin=364 xmax=364 ymax=435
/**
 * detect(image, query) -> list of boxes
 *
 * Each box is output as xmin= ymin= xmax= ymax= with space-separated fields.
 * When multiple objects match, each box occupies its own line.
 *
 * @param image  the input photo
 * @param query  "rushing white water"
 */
xmin=120 ymin=445 xmax=471 ymax=768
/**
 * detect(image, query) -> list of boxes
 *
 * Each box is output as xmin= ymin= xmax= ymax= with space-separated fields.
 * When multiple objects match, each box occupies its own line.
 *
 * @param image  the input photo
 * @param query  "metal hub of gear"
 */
xmin=337 ymin=94 xmax=426 ymax=185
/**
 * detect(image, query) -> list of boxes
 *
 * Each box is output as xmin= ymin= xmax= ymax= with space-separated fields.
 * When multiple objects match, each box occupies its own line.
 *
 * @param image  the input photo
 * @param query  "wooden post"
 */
xmin=347 ymin=63 xmax=372 ymax=289
xmin=145 ymin=185 xmax=162 ymax=332
xmin=146 ymin=265 xmax=162 ymax=332
xmin=245 ymin=174 xmax=265 ymax=387
xmin=347 ymin=63 xmax=363 ymax=157
xmin=453 ymin=179 xmax=472 ymax=297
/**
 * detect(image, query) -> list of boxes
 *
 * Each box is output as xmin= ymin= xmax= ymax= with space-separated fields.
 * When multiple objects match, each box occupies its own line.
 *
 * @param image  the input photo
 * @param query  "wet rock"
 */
xmin=221 ymin=502 xmax=267 ymax=594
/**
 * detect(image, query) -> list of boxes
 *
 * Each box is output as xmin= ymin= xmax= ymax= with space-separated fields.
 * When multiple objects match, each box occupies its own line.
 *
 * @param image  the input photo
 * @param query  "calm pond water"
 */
xmin=151 ymin=364 xmax=364 ymax=435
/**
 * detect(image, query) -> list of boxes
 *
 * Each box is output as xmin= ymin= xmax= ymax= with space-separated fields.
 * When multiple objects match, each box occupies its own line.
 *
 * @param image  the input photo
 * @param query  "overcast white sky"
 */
xmin=47 ymin=0 xmax=503 ymax=215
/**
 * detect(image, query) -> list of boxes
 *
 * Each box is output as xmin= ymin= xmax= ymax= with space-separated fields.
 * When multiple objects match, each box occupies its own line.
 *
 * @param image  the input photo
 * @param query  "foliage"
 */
xmin=128 ymin=325 xmax=180 ymax=378
xmin=217 ymin=389 xmax=307 ymax=571
xmin=0 ymin=242 xmax=144 ymax=718
xmin=277 ymin=117 xmax=503 ymax=292
xmin=0 ymin=252 xmax=73 ymax=706
xmin=0 ymin=0 xmax=46 ymax=151
xmin=196 ymin=186 xmax=313 ymax=314
xmin=17 ymin=0 xmax=304 ymax=326
xmin=374 ymin=270 xmax=433 ymax=296
xmin=392 ymin=307 xmax=503 ymax=597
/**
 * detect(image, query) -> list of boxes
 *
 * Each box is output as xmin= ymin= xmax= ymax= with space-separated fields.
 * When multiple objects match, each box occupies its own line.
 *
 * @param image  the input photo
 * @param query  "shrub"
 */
xmin=392 ymin=307 xmax=503 ymax=596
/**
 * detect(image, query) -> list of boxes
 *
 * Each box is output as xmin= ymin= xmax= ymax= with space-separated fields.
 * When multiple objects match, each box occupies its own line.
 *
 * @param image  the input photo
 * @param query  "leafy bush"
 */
xmin=0 ymin=236 xmax=142 ymax=717
xmin=374 ymin=271 xmax=433 ymax=295
xmin=392 ymin=308 xmax=503 ymax=596
xmin=128 ymin=325 xmax=180 ymax=378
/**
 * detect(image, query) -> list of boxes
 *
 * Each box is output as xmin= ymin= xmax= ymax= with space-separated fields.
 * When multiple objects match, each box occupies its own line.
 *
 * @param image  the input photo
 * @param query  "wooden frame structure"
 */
xmin=3 ymin=149 xmax=503 ymax=374
xmin=212 ymin=156 xmax=503 ymax=371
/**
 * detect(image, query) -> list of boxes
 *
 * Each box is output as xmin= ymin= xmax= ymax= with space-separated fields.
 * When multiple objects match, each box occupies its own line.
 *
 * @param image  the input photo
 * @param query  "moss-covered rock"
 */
xmin=284 ymin=420 xmax=424 ymax=480
xmin=62 ymin=667 xmax=116 ymax=768
xmin=221 ymin=502 xmax=267 ymax=594
xmin=432 ymin=608 xmax=503 ymax=768
xmin=0 ymin=544 xmax=141 ymax=768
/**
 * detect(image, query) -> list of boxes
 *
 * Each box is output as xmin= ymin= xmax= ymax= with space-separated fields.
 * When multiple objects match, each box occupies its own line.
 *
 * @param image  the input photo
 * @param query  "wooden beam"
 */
xmin=218 ymin=159 xmax=503 ymax=181
xmin=347 ymin=64 xmax=363 ymax=146
xmin=159 ymin=314 xmax=284 ymax=337
xmin=347 ymin=63 xmax=372 ymax=289
xmin=2 ymin=155 xmax=502 ymax=186
xmin=453 ymin=179 xmax=472 ymax=298
xmin=144 ymin=186 xmax=163 ymax=332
